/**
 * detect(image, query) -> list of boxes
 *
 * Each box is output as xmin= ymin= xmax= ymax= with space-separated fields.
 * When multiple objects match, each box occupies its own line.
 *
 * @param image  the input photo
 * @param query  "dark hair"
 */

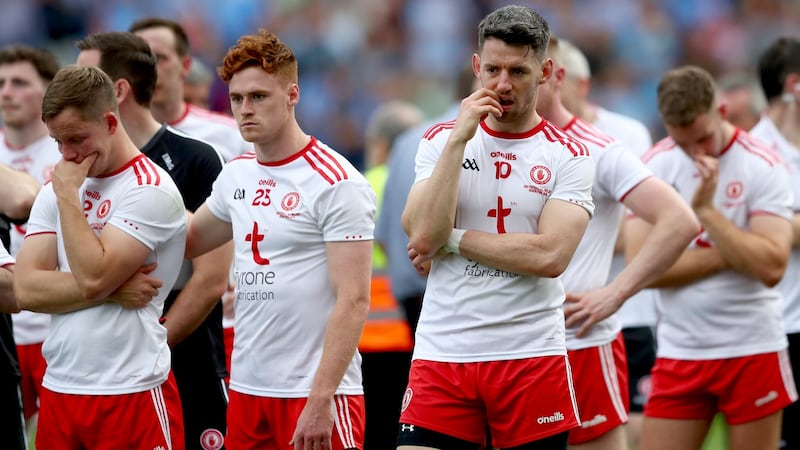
xmin=218 ymin=29 xmax=297 ymax=85
xmin=76 ymin=32 xmax=157 ymax=107
xmin=128 ymin=17 xmax=191 ymax=57
xmin=0 ymin=45 xmax=60 ymax=83
xmin=757 ymin=36 xmax=800 ymax=102
xmin=477 ymin=5 xmax=550 ymax=62
xmin=42 ymin=65 xmax=117 ymax=123
xmin=657 ymin=65 xmax=716 ymax=127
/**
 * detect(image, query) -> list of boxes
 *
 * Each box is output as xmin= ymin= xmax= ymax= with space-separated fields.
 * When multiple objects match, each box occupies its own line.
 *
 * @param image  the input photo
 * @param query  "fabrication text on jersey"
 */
xmin=234 ymin=270 xmax=276 ymax=301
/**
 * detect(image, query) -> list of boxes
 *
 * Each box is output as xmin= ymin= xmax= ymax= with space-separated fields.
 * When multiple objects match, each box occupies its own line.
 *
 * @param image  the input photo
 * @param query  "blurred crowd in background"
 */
xmin=2 ymin=0 xmax=799 ymax=169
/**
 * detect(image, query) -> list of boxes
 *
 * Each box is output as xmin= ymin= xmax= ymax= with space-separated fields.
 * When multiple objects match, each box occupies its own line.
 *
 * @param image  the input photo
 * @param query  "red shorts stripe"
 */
xmin=645 ymin=351 xmax=798 ymax=424
xmin=567 ymin=333 xmax=629 ymax=444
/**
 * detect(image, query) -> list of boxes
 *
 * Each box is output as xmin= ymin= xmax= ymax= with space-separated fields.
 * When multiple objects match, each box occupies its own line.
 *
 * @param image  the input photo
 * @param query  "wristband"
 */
xmin=443 ymin=228 xmax=466 ymax=255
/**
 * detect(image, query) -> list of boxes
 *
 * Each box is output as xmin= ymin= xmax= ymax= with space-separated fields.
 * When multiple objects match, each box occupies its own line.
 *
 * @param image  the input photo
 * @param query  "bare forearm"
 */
xmin=459 ymin=230 xmax=576 ymax=278
xmin=402 ymin=140 xmax=466 ymax=257
xmin=0 ymin=166 xmax=39 ymax=220
xmin=56 ymin=191 xmax=108 ymax=296
xmin=0 ymin=268 xmax=18 ymax=313
xmin=611 ymin=214 xmax=698 ymax=299
xmin=644 ymin=248 xmax=726 ymax=288
xmin=15 ymin=270 xmax=101 ymax=313
xmin=792 ymin=213 xmax=800 ymax=247
xmin=309 ymin=297 xmax=369 ymax=401
xmin=699 ymin=208 xmax=786 ymax=285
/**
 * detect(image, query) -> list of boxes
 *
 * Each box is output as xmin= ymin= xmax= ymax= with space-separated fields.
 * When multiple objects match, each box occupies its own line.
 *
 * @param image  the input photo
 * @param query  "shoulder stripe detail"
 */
xmin=232 ymin=151 xmax=257 ymax=162
xmin=568 ymin=120 xmax=614 ymax=148
xmin=641 ymin=138 xmax=676 ymax=163
xmin=304 ymin=144 xmax=349 ymax=185
xmin=423 ymin=120 xmax=456 ymax=141
xmin=738 ymin=133 xmax=783 ymax=167
xmin=541 ymin=123 xmax=590 ymax=157
xmin=133 ymin=156 xmax=162 ymax=186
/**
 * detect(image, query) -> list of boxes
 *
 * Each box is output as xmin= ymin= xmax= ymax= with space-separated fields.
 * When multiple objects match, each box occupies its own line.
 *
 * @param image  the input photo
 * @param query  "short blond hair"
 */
xmin=42 ymin=65 xmax=117 ymax=123
xmin=657 ymin=66 xmax=716 ymax=127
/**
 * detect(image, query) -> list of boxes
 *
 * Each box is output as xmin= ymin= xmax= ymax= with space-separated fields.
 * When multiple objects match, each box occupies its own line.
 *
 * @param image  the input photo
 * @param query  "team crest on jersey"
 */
xmin=401 ymin=388 xmax=413 ymax=412
xmin=200 ymin=428 xmax=224 ymax=450
xmin=725 ymin=181 xmax=743 ymax=199
xmin=96 ymin=199 xmax=111 ymax=219
xmin=281 ymin=192 xmax=300 ymax=211
xmin=530 ymin=165 xmax=551 ymax=185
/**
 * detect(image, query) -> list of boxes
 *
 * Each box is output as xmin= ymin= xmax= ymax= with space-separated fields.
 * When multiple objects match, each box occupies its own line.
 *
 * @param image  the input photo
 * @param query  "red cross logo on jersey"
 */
xmin=246 ymin=221 xmax=270 ymax=265
xmin=488 ymin=196 xmax=511 ymax=234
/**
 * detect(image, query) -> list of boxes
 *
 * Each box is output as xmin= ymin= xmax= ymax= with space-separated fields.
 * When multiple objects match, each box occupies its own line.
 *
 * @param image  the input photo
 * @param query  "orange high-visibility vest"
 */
xmin=358 ymin=273 xmax=414 ymax=353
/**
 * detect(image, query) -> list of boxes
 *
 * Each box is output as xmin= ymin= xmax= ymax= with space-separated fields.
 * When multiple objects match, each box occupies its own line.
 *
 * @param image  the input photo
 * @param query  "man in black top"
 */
xmin=76 ymin=31 xmax=232 ymax=450
xmin=0 ymin=164 xmax=40 ymax=450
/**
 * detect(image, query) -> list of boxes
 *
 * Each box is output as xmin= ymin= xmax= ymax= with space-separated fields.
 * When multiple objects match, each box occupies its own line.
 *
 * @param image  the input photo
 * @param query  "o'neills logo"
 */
xmin=537 ymin=411 xmax=565 ymax=424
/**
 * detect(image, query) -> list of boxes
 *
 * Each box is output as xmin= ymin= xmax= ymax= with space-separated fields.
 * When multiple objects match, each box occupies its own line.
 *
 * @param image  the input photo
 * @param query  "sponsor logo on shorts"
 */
xmin=537 ymin=411 xmax=565 ymax=425
xmin=755 ymin=390 xmax=778 ymax=407
xmin=200 ymin=428 xmax=224 ymax=450
xmin=580 ymin=414 xmax=608 ymax=428
xmin=401 ymin=388 xmax=413 ymax=412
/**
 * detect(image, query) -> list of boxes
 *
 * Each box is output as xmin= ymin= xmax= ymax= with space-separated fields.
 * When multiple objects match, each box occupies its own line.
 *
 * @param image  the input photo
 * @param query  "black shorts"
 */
xmin=622 ymin=326 xmax=656 ymax=413
xmin=167 ymin=294 xmax=228 ymax=450
xmin=0 ymin=376 xmax=26 ymax=450
xmin=782 ymin=332 xmax=800 ymax=449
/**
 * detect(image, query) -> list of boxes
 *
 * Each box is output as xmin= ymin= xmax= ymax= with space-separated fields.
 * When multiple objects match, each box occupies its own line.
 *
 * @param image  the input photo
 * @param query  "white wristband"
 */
xmin=443 ymin=228 xmax=466 ymax=255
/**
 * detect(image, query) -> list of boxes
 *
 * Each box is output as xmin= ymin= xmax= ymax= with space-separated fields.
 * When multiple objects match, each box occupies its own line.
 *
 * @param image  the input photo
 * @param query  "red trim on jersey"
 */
xmin=423 ymin=120 xmax=456 ymax=141
xmin=258 ymin=138 xmax=317 ymax=167
xmin=167 ymin=103 xmax=191 ymax=127
xmin=304 ymin=143 xmax=348 ymax=185
xmin=565 ymin=117 xmax=614 ymax=148
xmin=24 ymin=231 xmax=56 ymax=238
xmin=479 ymin=118 xmax=547 ymax=139
xmin=0 ymin=263 xmax=14 ymax=269
xmin=618 ymin=176 xmax=652 ymax=203
xmin=99 ymin=154 xmax=147 ymax=178
xmin=140 ymin=155 xmax=162 ymax=186
xmin=540 ymin=122 xmax=590 ymax=157
xmin=2 ymin=133 xmax=27 ymax=151
xmin=717 ymin=128 xmax=739 ymax=157
xmin=641 ymin=137 xmax=677 ymax=164
xmin=231 ymin=151 xmax=257 ymax=162
xmin=736 ymin=130 xmax=783 ymax=167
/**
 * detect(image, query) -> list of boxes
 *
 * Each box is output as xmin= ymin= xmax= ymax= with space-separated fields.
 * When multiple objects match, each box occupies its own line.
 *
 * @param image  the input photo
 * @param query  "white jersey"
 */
xmin=750 ymin=116 xmax=800 ymax=334
xmin=413 ymin=119 xmax=595 ymax=363
xmin=0 ymin=131 xmax=61 ymax=345
xmin=0 ymin=241 xmax=12 ymax=266
xmin=642 ymin=131 xmax=791 ymax=359
xmin=593 ymin=107 xmax=659 ymax=328
xmin=559 ymin=118 xmax=652 ymax=350
xmin=206 ymin=137 xmax=375 ymax=398
xmin=169 ymin=103 xmax=252 ymax=162
xmin=25 ymin=154 xmax=186 ymax=394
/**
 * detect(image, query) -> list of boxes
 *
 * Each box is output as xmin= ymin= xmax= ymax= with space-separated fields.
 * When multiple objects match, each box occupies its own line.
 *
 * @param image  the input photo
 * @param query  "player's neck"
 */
xmin=580 ymin=102 xmax=598 ymax=124
xmin=120 ymin=104 xmax=163 ymax=149
xmin=104 ymin=131 xmax=144 ymax=175
xmin=3 ymin=120 xmax=49 ymax=149
xmin=254 ymin=122 xmax=310 ymax=163
xmin=766 ymin=101 xmax=800 ymax=149
xmin=150 ymin=98 xmax=186 ymax=125
xmin=547 ymin=103 xmax=577 ymax=130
